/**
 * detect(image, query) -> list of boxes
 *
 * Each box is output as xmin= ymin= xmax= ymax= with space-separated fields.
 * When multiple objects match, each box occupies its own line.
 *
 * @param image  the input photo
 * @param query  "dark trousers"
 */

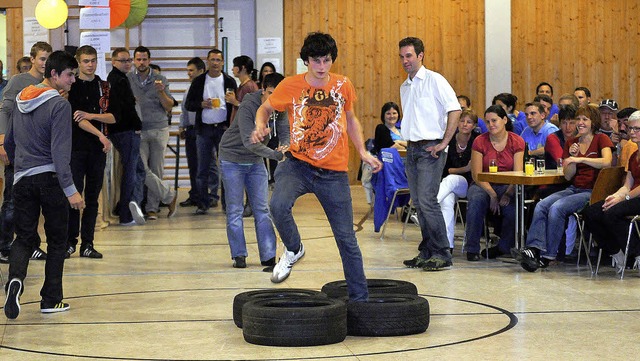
xmin=110 ymin=131 xmax=145 ymax=223
xmin=184 ymin=126 xmax=198 ymax=201
xmin=196 ymin=124 xmax=226 ymax=209
xmin=68 ymin=150 xmax=106 ymax=249
xmin=583 ymin=198 xmax=640 ymax=257
xmin=8 ymin=172 xmax=68 ymax=305
xmin=0 ymin=165 xmax=15 ymax=252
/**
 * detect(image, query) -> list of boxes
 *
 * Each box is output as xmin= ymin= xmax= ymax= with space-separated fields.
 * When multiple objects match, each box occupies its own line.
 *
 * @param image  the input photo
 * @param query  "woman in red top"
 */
xmin=515 ymin=105 xmax=613 ymax=272
xmin=464 ymin=105 xmax=525 ymax=261
xmin=583 ymin=111 xmax=640 ymax=274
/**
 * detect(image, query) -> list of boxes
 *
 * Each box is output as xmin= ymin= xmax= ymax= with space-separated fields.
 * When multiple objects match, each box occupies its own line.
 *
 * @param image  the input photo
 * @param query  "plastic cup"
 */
xmin=211 ymin=98 xmax=221 ymax=108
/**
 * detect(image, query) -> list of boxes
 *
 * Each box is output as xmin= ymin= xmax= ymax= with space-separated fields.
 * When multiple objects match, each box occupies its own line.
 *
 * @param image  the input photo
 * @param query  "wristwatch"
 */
xmin=625 ymin=194 xmax=631 ymax=201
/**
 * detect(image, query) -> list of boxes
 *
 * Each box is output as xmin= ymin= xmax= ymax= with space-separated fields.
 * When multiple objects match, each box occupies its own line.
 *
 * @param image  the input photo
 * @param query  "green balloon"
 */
xmin=122 ymin=0 xmax=148 ymax=28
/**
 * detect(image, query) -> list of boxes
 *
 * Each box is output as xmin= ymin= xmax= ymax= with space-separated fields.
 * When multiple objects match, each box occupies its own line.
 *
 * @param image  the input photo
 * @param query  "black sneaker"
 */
xmin=233 ymin=256 xmax=246 ymax=268
xmin=0 ymin=250 xmax=9 ymax=264
xmin=30 ymin=247 xmax=47 ymax=260
xmin=481 ymin=246 xmax=502 ymax=259
xmin=80 ymin=247 xmax=103 ymax=259
xmin=4 ymin=278 xmax=22 ymax=319
xmin=65 ymin=246 xmax=76 ymax=259
xmin=518 ymin=247 xmax=540 ymax=272
xmin=403 ymin=255 xmax=428 ymax=268
xmin=40 ymin=301 xmax=70 ymax=314
xmin=261 ymin=257 xmax=276 ymax=272
xmin=194 ymin=207 xmax=208 ymax=215
xmin=179 ymin=198 xmax=196 ymax=207
xmin=467 ymin=252 xmax=481 ymax=261
xmin=422 ymin=257 xmax=452 ymax=271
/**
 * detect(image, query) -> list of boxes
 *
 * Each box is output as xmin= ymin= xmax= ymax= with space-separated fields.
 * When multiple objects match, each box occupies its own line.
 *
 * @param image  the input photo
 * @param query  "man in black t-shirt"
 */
xmin=65 ymin=45 xmax=115 ymax=259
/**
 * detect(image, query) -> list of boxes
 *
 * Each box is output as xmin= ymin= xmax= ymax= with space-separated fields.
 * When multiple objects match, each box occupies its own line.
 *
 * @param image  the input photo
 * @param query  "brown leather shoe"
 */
xmin=167 ymin=191 xmax=178 ymax=218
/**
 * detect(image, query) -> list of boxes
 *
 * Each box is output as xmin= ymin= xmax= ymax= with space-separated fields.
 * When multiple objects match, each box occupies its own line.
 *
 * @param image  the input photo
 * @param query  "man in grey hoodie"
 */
xmin=3 ymin=51 xmax=84 ymax=319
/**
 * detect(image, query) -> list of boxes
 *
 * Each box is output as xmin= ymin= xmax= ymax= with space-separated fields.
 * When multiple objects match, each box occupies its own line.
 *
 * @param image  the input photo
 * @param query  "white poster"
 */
xmin=257 ymin=38 xmax=282 ymax=55
xmin=79 ymin=0 xmax=109 ymax=6
xmin=296 ymin=59 xmax=307 ymax=75
xmin=80 ymin=31 xmax=111 ymax=54
xmin=79 ymin=7 xmax=110 ymax=30
xmin=23 ymin=17 xmax=49 ymax=53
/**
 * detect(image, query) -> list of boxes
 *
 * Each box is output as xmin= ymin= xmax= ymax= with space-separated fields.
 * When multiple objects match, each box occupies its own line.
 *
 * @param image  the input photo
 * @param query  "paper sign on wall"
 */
xmin=80 ymin=7 xmax=110 ymax=30
xmin=257 ymin=38 xmax=282 ymax=55
xmin=23 ymin=17 xmax=49 ymax=53
xmin=79 ymin=0 xmax=109 ymax=6
xmin=80 ymin=31 xmax=111 ymax=54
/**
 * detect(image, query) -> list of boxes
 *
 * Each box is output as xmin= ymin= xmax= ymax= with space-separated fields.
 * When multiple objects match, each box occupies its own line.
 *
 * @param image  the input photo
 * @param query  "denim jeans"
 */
xmin=220 ymin=160 xmax=276 ymax=261
xmin=270 ymin=157 xmax=368 ymax=301
xmin=464 ymin=183 xmax=515 ymax=254
xmin=110 ymin=131 xmax=145 ymax=223
xmin=68 ymin=150 xmax=106 ymax=249
xmin=525 ymin=186 xmax=591 ymax=259
xmin=8 ymin=172 xmax=68 ymax=306
xmin=184 ymin=126 xmax=198 ymax=201
xmin=405 ymin=141 xmax=451 ymax=261
xmin=140 ymin=127 xmax=174 ymax=212
xmin=196 ymin=124 xmax=226 ymax=209
xmin=0 ymin=164 xmax=15 ymax=252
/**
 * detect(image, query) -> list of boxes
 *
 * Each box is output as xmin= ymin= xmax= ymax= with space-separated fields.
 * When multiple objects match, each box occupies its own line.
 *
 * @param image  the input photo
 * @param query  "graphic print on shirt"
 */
xmin=290 ymin=78 xmax=346 ymax=160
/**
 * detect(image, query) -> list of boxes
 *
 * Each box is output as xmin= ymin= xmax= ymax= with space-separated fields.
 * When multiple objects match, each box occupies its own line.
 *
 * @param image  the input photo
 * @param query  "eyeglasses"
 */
xmin=627 ymin=126 xmax=640 ymax=133
xmin=114 ymin=59 xmax=132 ymax=63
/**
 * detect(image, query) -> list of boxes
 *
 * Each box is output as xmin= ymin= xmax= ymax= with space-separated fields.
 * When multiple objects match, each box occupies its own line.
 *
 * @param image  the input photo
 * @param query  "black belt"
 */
xmin=407 ymin=139 xmax=442 ymax=146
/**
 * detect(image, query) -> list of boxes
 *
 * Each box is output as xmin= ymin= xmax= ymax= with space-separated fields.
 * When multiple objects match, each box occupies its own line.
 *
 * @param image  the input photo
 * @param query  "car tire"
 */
xmin=321 ymin=279 xmax=417 ymax=299
xmin=233 ymin=288 xmax=326 ymax=328
xmin=346 ymin=294 xmax=430 ymax=336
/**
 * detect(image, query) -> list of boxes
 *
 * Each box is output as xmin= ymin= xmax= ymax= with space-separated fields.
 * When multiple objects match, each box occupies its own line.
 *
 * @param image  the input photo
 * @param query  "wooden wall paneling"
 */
xmin=284 ymin=0 xmax=485 ymax=183
xmin=512 ymin=0 xmax=640 ymax=112
xmin=5 ymin=7 xmax=22 ymax=78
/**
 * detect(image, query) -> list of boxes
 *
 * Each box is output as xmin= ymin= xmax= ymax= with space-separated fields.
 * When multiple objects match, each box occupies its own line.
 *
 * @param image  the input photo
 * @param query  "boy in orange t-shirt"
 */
xmin=251 ymin=32 xmax=381 ymax=301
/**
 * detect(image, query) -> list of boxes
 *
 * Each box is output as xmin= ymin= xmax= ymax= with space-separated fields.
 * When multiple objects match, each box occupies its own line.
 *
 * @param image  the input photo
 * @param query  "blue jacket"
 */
xmin=372 ymin=148 xmax=410 ymax=232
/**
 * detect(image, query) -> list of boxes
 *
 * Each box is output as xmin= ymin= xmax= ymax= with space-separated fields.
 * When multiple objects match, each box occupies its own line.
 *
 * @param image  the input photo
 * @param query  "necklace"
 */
xmin=457 ymin=142 xmax=467 ymax=151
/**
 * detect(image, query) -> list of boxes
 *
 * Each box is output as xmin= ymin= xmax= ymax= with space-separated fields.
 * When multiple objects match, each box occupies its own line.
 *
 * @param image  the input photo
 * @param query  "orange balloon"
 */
xmin=110 ymin=0 xmax=131 ymax=29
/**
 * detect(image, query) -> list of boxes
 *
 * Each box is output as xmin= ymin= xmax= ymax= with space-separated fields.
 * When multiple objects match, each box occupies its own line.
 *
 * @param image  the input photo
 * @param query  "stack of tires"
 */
xmin=235 ymin=279 xmax=430 ymax=346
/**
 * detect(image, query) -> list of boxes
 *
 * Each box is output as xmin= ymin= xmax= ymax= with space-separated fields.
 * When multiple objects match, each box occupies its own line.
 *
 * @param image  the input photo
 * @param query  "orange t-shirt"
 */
xmin=268 ymin=72 xmax=356 ymax=171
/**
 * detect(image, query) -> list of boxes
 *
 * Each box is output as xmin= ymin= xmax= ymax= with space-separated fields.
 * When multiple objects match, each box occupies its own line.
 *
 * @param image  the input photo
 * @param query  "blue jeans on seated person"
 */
xmin=464 ymin=183 xmax=515 ymax=255
xmin=270 ymin=157 xmax=368 ymax=302
xmin=525 ymin=186 xmax=591 ymax=259
xmin=220 ymin=160 xmax=276 ymax=262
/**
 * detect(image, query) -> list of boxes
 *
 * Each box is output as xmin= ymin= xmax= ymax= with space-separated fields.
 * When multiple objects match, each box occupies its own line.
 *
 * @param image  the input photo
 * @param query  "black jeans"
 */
xmin=68 ymin=150 xmax=106 ymax=249
xmin=583 ymin=198 xmax=640 ymax=257
xmin=0 ymin=164 xmax=15 ymax=252
xmin=8 ymin=172 xmax=68 ymax=306
xmin=184 ymin=126 xmax=198 ymax=201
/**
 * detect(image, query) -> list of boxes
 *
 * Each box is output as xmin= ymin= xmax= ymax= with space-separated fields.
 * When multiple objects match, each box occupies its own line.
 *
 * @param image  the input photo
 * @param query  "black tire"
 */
xmin=242 ymin=298 xmax=347 ymax=347
xmin=346 ymin=294 xmax=430 ymax=336
xmin=233 ymin=288 xmax=326 ymax=328
xmin=321 ymin=279 xmax=418 ymax=299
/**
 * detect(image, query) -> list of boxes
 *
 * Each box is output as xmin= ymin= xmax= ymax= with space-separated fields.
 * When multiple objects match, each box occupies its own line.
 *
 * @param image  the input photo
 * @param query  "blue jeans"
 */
xmin=270 ymin=157 xmax=368 ymax=301
xmin=8 ymin=172 xmax=68 ymax=306
xmin=405 ymin=141 xmax=451 ymax=261
xmin=68 ymin=150 xmax=106 ymax=248
xmin=196 ymin=124 xmax=226 ymax=209
xmin=525 ymin=186 xmax=591 ymax=259
xmin=464 ymin=183 xmax=516 ymax=254
xmin=221 ymin=160 xmax=276 ymax=261
xmin=110 ymin=131 xmax=145 ymax=223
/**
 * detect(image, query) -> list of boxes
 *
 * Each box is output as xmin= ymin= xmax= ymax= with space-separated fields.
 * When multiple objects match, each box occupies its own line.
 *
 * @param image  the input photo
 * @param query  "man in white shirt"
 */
xmin=398 ymin=37 xmax=461 ymax=271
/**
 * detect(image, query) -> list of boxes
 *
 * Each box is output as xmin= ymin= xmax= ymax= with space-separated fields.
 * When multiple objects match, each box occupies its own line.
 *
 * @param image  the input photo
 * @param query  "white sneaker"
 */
xmin=128 ymin=202 xmax=146 ymax=225
xmin=270 ymin=243 xmax=305 ymax=283
xmin=611 ymin=250 xmax=626 ymax=274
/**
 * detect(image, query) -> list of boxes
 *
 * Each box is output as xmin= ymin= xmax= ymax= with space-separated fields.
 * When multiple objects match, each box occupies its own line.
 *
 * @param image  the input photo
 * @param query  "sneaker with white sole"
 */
xmin=128 ymin=201 xmax=146 ymax=225
xmin=611 ymin=250 xmax=626 ymax=274
xmin=270 ymin=243 xmax=305 ymax=283
xmin=30 ymin=247 xmax=47 ymax=260
xmin=40 ymin=301 xmax=70 ymax=314
xmin=4 ymin=278 xmax=22 ymax=319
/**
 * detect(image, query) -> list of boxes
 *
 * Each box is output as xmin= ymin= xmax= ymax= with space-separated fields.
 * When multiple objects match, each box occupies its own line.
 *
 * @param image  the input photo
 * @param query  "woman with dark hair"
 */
xmin=257 ymin=62 xmax=275 ymax=87
xmin=373 ymin=102 xmax=406 ymax=154
xmin=226 ymin=55 xmax=259 ymax=111
xmin=492 ymin=92 xmax=523 ymax=134
xmin=464 ymin=105 xmax=525 ymax=261
xmin=514 ymin=105 xmax=613 ymax=271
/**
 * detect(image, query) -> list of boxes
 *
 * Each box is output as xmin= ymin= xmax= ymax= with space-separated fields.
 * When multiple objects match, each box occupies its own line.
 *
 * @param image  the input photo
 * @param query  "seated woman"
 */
xmin=583 ymin=110 xmax=640 ymax=274
xmin=514 ymin=105 xmax=613 ymax=271
xmin=464 ymin=105 xmax=525 ymax=261
xmin=440 ymin=109 xmax=477 ymax=250
xmin=373 ymin=102 xmax=406 ymax=154
xmin=492 ymin=93 xmax=523 ymax=135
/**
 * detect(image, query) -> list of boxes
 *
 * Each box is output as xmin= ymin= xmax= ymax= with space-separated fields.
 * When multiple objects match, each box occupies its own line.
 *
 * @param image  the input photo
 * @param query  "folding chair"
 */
xmin=620 ymin=215 xmax=640 ymax=279
xmin=574 ymin=166 xmax=626 ymax=273
xmin=373 ymin=148 xmax=410 ymax=240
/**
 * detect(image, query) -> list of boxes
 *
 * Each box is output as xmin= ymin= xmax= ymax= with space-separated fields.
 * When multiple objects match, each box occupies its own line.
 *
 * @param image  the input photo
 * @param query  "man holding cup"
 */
xmin=185 ymin=49 xmax=237 ymax=215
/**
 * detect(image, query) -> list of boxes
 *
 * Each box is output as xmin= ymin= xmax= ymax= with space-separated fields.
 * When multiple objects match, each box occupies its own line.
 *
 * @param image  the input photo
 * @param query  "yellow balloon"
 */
xmin=35 ymin=0 xmax=69 ymax=29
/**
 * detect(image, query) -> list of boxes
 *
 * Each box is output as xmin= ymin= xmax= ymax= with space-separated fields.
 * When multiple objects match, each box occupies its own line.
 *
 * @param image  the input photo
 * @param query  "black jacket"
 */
xmin=184 ymin=71 xmax=237 ymax=130
xmin=107 ymin=67 xmax=142 ymax=133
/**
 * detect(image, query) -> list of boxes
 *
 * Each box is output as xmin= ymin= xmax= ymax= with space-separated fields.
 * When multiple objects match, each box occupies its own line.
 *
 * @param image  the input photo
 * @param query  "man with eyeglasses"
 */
xmin=107 ymin=47 xmax=146 ymax=226
xmin=185 ymin=49 xmax=237 ymax=215
xmin=64 ymin=45 xmax=114 ymax=259
xmin=616 ymin=107 xmax=639 ymax=168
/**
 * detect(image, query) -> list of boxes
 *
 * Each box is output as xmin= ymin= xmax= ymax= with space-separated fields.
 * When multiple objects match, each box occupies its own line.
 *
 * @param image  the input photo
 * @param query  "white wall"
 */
xmin=485 ymin=0 xmax=512 ymax=108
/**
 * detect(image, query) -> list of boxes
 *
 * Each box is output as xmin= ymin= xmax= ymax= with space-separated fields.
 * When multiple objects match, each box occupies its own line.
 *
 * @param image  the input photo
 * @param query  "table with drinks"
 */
xmin=477 ymin=158 xmax=567 ymax=248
